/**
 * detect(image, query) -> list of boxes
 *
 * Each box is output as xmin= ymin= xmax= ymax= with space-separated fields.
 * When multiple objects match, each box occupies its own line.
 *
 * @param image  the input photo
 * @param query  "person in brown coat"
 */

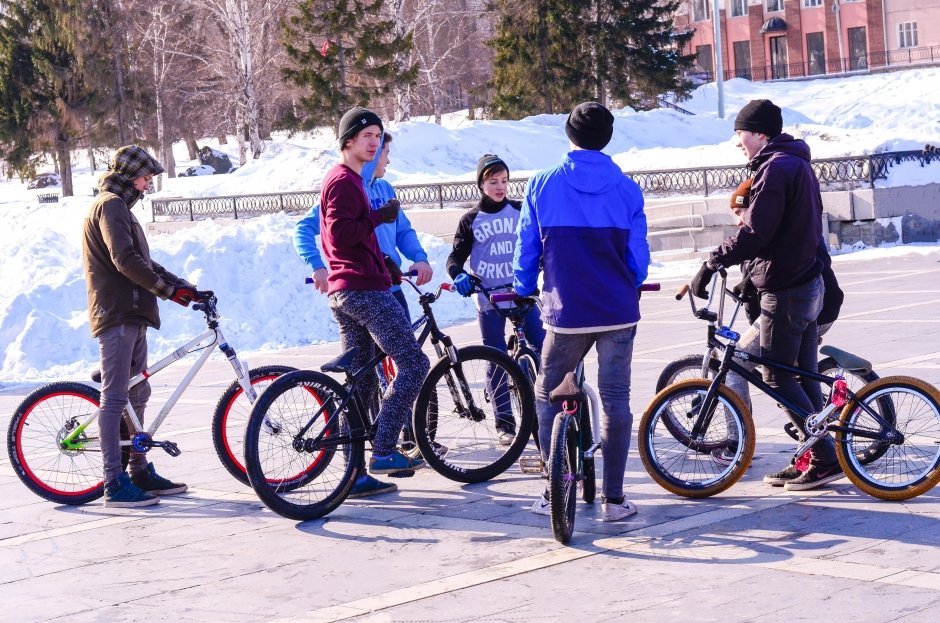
xmin=83 ymin=145 xmax=201 ymax=508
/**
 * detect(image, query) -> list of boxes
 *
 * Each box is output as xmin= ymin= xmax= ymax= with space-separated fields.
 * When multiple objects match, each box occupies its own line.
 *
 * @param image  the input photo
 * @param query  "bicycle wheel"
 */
xmin=834 ymin=376 xmax=940 ymax=501
xmin=244 ymin=370 xmax=362 ymax=520
xmin=817 ymin=357 xmax=889 ymax=464
xmin=654 ymin=354 xmax=727 ymax=452
xmin=212 ymin=365 xmax=297 ymax=485
xmin=549 ymin=413 xmax=578 ymax=544
xmin=579 ymin=386 xmax=596 ymax=504
xmin=639 ymin=379 xmax=755 ymax=498
xmin=515 ymin=346 xmax=540 ymax=452
xmin=7 ymin=382 xmax=128 ymax=505
xmin=655 ymin=353 xmax=716 ymax=392
xmin=413 ymin=345 xmax=535 ymax=483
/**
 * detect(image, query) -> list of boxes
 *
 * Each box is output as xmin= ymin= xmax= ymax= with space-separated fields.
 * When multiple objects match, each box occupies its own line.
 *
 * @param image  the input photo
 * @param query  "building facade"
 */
xmin=675 ymin=0 xmax=940 ymax=81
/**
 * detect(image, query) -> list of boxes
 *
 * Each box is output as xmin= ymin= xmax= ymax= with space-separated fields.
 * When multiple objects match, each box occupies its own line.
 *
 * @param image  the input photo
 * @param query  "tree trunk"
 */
xmin=56 ymin=139 xmax=73 ymax=197
xmin=218 ymin=133 xmax=228 ymax=145
xmin=87 ymin=147 xmax=96 ymax=172
xmin=109 ymin=0 xmax=132 ymax=145
xmin=185 ymin=134 xmax=199 ymax=160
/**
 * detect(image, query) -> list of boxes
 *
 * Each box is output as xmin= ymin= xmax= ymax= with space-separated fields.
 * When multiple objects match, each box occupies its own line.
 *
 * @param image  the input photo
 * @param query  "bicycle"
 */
xmin=546 ymin=282 xmax=660 ymax=544
xmin=243 ymin=276 xmax=536 ymax=521
xmin=639 ymin=271 xmax=940 ymax=501
xmin=7 ymin=292 xmax=295 ymax=504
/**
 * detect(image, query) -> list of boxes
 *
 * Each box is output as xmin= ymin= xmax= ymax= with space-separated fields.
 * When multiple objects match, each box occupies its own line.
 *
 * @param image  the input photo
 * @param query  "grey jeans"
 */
xmin=98 ymin=323 xmax=151 ymax=483
xmin=534 ymin=326 xmax=637 ymax=500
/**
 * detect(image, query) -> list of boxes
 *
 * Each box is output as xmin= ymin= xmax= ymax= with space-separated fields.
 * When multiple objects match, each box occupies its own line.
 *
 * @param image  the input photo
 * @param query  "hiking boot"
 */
xmin=530 ymin=492 xmax=551 ymax=516
xmin=763 ymin=463 xmax=802 ymax=486
xmin=784 ymin=463 xmax=844 ymax=491
xmin=347 ymin=475 xmax=398 ymax=499
xmin=600 ymin=496 xmax=638 ymax=522
xmin=104 ymin=473 xmax=159 ymax=508
xmin=369 ymin=450 xmax=426 ymax=475
xmin=131 ymin=462 xmax=188 ymax=496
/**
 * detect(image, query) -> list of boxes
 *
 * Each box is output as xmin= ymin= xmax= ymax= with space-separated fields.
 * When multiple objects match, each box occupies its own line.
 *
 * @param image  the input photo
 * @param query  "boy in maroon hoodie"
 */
xmin=320 ymin=107 xmax=430 ymax=476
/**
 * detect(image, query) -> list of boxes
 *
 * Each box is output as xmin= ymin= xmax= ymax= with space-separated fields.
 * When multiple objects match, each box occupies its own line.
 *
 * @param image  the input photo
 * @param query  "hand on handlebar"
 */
xmin=453 ymin=272 xmax=479 ymax=297
xmin=690 ymin=262 xmax=718 ymax=300
xmin=408 ymin=261 xmax=433 ymax=286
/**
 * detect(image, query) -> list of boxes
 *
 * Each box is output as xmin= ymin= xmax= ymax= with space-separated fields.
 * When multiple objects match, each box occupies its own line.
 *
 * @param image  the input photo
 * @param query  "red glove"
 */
xmin=170 ymin=285 xmax=197 ymax=307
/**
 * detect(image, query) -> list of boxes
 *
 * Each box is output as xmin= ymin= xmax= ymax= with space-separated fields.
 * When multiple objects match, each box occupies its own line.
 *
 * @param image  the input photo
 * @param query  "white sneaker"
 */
xmin=497 ymin=431 xmax=515 ymax=446
xmin=530 ymin=493 xmax=551 ymax=516
xmin=600 ymin=498 xmax=637 ymax=522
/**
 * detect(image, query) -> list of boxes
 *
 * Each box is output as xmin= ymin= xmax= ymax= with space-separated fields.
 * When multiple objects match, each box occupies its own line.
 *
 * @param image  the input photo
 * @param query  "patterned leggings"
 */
xmin=328 ymin=290 xmax=430 ymax=456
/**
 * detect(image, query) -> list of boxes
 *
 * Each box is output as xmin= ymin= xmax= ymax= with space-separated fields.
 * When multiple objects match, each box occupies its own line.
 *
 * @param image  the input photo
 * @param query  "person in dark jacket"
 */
xmin=83 ymin=146 xmax=201 ymax=508
xmin=690 ymin=99 xmax=841 ymax=491
xmin=447 ymin=154 xmax=546 ymax=446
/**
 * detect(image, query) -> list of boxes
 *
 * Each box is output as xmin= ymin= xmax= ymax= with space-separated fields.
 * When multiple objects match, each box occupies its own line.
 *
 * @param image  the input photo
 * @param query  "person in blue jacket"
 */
xmin=293 ymin=131 xmax=433 ymax=499
xmin=513 ymin=102 xmax=650 ymax=523
xmin=294 ymin=132 xmax=433 ymax=315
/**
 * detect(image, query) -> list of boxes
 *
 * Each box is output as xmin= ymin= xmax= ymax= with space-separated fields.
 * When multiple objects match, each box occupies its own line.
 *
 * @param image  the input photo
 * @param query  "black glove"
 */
xmin=383 ymin=254 xmax=403 ymax=285
xmin=731 ymin=275 xmax=752 ymax=299
xmin=690 ymin=262 xmax=717 ymax=300
xmin=376 ymin=198 xmax=400 ymax=223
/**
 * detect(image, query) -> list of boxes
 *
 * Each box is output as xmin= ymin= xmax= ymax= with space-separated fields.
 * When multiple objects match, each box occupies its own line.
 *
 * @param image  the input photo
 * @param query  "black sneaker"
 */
xmin=784 ymin=463 xmax=844 ymax=491
xmin=762 ymin=463 xmax=801 ymax=486
xmin=131 ymin=462 xmax=188 ymax=496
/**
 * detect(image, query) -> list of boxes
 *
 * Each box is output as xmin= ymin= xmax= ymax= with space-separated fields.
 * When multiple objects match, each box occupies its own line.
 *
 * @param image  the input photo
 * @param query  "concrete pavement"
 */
xmin=2 ymin=250 xmax=939 ymax=622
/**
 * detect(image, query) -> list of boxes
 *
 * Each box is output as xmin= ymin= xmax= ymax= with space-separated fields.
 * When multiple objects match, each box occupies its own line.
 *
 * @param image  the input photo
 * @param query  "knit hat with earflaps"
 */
xmin=97 ymin=146 xmax=165 ymax=208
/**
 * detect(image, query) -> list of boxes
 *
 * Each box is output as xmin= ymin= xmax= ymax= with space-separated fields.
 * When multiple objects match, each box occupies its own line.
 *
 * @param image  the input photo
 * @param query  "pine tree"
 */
xmin=486 ymin=0 xmax=590 ymax=119
xmin=592 ymin=0 xmax=696 ymax=109
xmin=281 ymin=0 xmax=418 ymax=133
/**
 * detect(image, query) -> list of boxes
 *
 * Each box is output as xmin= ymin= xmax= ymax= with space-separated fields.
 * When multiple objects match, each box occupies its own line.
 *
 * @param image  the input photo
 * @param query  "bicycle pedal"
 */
xmin=158 ymin=441 xmax=181 ymax=457
xmin=518 ymin=455 xmax=544 ymax=474
xmin=387 ymin=469 xmax=415 ymax=478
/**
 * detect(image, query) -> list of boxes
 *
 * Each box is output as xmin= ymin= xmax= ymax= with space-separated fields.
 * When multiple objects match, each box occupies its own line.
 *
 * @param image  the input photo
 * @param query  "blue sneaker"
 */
xmin=347 ymin=475 xmax=398 ymax=499
xmin=131 ymin=462 xmax=188 ymax=496
xmin=104 ymin=473 xmax=159 ymax=508
xmin=369 ymin=450 xmax=426 ymax=475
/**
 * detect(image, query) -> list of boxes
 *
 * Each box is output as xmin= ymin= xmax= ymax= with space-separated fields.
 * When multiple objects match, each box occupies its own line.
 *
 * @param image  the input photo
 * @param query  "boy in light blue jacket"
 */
xmin=294 ymin=132 xmax=433 ymax=316
xmin=513 ymin=102 xmax=650 ymax=522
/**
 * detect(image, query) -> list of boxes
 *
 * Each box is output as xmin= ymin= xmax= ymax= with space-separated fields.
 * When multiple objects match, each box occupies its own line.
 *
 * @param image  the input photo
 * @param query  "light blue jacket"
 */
xmin=513 ymin=149 xmax=649 ymax=331
xmin=293 ymin=138 xmax=428 ymax=291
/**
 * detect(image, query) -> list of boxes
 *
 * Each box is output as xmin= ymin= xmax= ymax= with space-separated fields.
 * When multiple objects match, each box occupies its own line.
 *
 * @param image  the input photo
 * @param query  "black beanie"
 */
xmin=734 ymin=99 xmax=783 ymax=138
xmin=565 ymin=102 xmax=614 ymax=151
xmin=476 ymin=154 xmax=509 ymax=189
xmin=337 ymin=106 xmax=383 ymax=147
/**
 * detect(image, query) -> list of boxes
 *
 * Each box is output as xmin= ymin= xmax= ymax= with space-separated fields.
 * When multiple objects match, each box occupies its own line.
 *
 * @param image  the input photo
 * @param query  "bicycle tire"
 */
xmin=212 ymin=365 xmax=297 ymax=485
xmin=834 ymin=376 xmax=940 ymax=501
xmin=639 ymin=379 xmax=755 ymax=498
xmin=515 ymin=346 xmax=540 ymax=452
xmin=579 ymin=389 xmax=596 ymax=504
xmin=549 ymin=413 xmax=578 ymax=544
xmin=7 ymin=381 xmax=128 ymax=505
xmin=413 ymin=345 xmax=535 ymax=483
xmin=244 ymin=370 xmax=362 ymax=520
xmin=654 ymin=354 xmax=725 ymax=452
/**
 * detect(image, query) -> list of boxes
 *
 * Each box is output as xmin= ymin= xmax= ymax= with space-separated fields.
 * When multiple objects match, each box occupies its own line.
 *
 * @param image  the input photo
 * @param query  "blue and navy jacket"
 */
xmin=293 ymin=137 xmax=428 ymax=291
xmin=513 ymin=149 xmax=650 ymax=332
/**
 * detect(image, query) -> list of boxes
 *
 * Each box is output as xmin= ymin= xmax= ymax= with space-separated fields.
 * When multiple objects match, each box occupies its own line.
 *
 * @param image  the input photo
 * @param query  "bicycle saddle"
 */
xmin=549 ymin=372 xmax=584 ymax=404
xmin=819 ymin=345 xmax=872 ymax=374
xmin=321 ymin=349 xmax=362 ymax=374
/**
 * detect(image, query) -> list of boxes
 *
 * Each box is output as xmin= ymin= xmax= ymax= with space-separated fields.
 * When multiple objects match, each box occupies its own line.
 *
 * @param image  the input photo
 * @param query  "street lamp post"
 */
xmin=712 ymin=0 xmax=725 ymax=118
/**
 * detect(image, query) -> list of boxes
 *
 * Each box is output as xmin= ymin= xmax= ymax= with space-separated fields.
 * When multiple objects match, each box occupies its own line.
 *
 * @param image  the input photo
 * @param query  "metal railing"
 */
xmin=151 ymin=149 xmax=936 ymax=221
xmin=688 ymin=44 xmax=940 ymax=83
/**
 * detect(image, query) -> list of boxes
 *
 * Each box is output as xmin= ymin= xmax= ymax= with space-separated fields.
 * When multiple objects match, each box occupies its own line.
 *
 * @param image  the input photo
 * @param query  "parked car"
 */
xmin=178 ymin=164 xmax=216 ymax=177
xmin=27 ymin=172 xmax=61 ymax=189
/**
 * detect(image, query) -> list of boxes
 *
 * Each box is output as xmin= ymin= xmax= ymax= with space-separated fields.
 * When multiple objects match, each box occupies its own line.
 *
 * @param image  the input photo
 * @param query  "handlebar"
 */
xmin=304 ymin=270 xmax=417 ymax=286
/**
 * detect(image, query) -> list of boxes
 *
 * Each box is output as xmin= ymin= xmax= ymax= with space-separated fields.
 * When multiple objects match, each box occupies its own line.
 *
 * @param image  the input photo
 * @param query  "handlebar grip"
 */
xmin=490 ymin=292 xmax=520 ymax=304
xmin=676 ymin=284 xmax=690 ymax=301
xmin=304 ymin=277 xmax=314 ymax=284
xmin=194 ymin=290 xmax=214 ymax=301
xmin=403 ymin=270 xmax=418 ymax=277
xmin=440 ymin=283 xmax=454 ymax=292
xmin=639 ymin=283 xmax=661 ymax=292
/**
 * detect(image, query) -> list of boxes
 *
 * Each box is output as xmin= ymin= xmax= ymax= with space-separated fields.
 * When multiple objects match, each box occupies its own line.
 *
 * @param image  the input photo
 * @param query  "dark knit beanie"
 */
xmin=565 ymin=102 xmax=614 ymax=151
xmin=337 ymin=106 xmax=383 ymax=147
xmin=730 ymin=178 xmax=752 ymax=210
xmin=734 ymin=99 xmax=783 ymax=138
xmin=476 ymin=154 xmax=509 ymax=189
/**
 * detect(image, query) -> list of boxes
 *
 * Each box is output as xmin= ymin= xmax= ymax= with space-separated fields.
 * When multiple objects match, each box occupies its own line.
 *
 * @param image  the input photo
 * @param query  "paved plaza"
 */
xmin=2 ymin=250 xmax=939 ymax=622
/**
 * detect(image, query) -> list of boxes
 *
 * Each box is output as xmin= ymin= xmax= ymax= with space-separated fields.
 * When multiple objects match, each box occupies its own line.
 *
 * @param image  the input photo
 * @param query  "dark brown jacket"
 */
xmin=82 ymin=191 xmax=181 ymax=337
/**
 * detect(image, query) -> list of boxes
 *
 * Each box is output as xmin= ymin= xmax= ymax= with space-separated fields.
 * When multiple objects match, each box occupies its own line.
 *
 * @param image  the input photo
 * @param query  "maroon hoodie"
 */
xmin=319 ymin=163 xmax=391 ymax=293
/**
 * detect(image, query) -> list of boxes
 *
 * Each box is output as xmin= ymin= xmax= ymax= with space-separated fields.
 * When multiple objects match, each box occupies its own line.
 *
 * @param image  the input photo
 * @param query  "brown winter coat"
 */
xmin=83 ymin=146 xmax=183 ymax=337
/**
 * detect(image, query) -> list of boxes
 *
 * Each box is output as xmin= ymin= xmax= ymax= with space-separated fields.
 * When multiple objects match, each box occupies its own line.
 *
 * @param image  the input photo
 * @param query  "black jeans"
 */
xmin=760 ymin=275 xmax=836 ymax=465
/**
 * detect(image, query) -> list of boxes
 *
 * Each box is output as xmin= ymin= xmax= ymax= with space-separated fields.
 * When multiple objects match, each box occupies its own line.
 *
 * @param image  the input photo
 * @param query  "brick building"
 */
xmin=675 ymin=0 xmax=940 ymax=81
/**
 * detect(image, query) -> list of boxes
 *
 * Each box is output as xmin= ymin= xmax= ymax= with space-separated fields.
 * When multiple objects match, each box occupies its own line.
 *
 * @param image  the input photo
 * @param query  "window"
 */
xmin=733 ymin=41 xmax=751 ymax=79
xmin=803 ymin=0 xmax=822 ymax=7
xmin=731 ymin=0 xmax=747 ymax=17
xmin=899 ymin=22 xmax=918 ymax=48
xmin=766 ymin=0 xmax=783 ymax=12
xmin=696 ymin=44 xmax=714 ymax=73
xmin=806 ymin=32 xmax=825 ymax=75
xmin=693 ymin=0 xmax=710 ymax=22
